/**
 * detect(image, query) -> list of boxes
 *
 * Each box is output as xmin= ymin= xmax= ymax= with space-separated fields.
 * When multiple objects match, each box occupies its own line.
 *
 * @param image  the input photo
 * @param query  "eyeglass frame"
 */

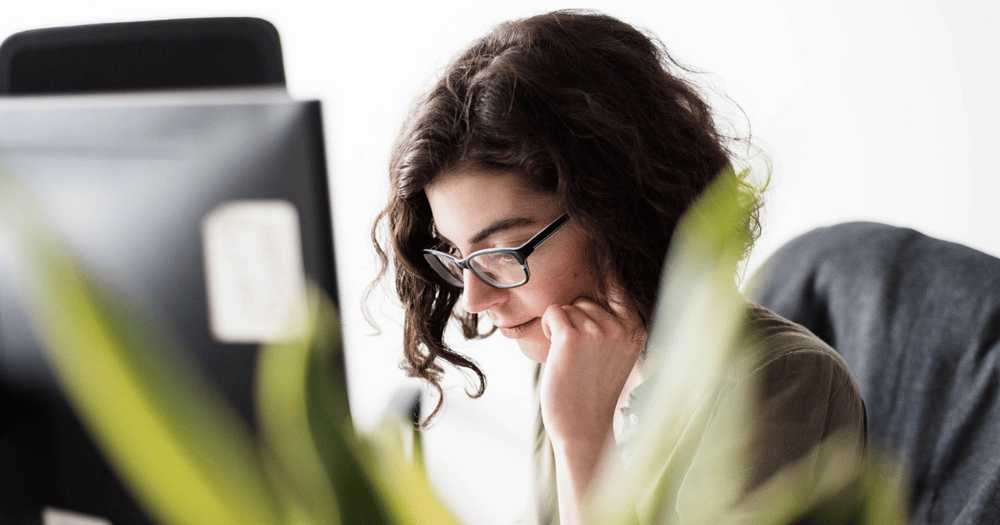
xmin=422 ymin=213 xmax=572 ymax=289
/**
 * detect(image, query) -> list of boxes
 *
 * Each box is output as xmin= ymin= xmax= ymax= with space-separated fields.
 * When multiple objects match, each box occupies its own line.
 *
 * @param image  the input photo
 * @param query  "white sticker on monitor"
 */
xmin=202 ymin=200 xmax=309 ymax=344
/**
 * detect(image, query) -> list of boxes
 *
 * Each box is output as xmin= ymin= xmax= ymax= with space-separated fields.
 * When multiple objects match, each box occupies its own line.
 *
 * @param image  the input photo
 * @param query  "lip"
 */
xmin=498 ymin=317 xmax=540 ymax=338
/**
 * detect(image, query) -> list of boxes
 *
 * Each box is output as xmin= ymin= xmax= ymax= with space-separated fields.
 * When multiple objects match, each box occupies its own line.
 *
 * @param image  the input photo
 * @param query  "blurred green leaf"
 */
xmin=585 ymin=167 xmax=909 ymax=525
xmin=586 ymin=166 xmax=753 ymax=525
xmin=256 ymin=297 xmax=341 ymax=525
xmin=2 ymin=173 xmax=460 ymax=525
xmin=358 ymin=414 xmax=461 ymax=525
xmin=303 ymin=294 xmax=400 ymax=525
xmin=257 ymin=288 xmax=400 ymax=525
xmin=0 ymin=177 xmax=284 ymax=525
xmin=257 ymin=287 xmax=457 ymax=525
xmin=1 ymin=160 xmax=908 ymax=525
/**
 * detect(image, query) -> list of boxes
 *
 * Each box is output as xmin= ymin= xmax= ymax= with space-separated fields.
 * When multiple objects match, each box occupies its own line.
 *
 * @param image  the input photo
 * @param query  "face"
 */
xmin=424 ymin=166 xmax=598 ymax=362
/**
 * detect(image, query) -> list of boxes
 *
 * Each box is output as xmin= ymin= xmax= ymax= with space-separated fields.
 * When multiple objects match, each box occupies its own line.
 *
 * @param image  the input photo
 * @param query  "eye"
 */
xmin=497 ymin=253 xmax=518 ymax=264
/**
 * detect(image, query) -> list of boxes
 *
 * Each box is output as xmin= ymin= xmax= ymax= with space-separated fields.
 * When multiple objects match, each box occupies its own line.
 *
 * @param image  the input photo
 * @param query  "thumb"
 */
xmin=540 ymin=304 xmax=569 ymax=342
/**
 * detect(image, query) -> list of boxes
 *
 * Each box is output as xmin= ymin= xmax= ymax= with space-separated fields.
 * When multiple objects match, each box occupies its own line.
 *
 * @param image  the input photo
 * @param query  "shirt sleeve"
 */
xmin=671 ymin=340 xmax=868 ymax=521
xmin=746 ymin=345 xmax=868 ymax=490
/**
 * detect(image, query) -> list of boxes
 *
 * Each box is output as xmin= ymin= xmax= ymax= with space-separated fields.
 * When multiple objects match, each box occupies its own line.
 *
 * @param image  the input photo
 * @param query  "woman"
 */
xmin=371 ymin=10 xmax=865 ymax=524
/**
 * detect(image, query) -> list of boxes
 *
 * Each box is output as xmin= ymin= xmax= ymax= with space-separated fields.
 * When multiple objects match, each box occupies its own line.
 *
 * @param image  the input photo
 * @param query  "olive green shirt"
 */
xmin=531 ymin=304 xmax=867 ymax=524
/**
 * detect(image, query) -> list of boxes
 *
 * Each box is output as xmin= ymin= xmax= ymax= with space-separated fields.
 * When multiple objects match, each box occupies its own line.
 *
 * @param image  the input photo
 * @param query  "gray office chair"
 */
xmin=0 ymin=17 xmax=284 ymax=94
xmin=751 ymin=222 xmax=1000 ymax=524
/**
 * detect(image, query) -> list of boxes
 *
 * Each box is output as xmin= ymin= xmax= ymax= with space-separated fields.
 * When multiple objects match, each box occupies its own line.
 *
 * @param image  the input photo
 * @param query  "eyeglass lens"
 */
xmin=424 ymin=251 xmax=526 ymax=287
xmin=469 ymin=252 xmax=524 ymax=286
xmin=424 ymin=253 xmax=463 ymax=286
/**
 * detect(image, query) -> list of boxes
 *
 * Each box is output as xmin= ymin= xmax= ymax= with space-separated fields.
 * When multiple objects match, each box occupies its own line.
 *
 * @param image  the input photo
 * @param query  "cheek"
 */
xmin=548 ymin=230 xmax=598 ymax=300
xmin=549 ymin=256 xmax=597 ymax=301
xmin=513 ymin=258 xmax=597 ymax=318
xmin=502 ymin=226 xmax=598 ymax=312
xmin=511 ymin=262 xmax=594 ymax=363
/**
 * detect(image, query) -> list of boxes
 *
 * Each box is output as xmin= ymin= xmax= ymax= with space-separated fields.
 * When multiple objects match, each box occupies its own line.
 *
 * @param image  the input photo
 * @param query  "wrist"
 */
xmin=549 ymin=430 xmax=616 ymax=493
xmin=549 ymin=431 xmax=613 ymax=457
xmin=550 ymin=431 xmax=617 ymax=525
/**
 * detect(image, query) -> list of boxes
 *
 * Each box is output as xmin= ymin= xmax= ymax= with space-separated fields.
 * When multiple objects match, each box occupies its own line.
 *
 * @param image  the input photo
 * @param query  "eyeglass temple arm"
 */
xmin=518 ymin=214 xmax=571 ymax=258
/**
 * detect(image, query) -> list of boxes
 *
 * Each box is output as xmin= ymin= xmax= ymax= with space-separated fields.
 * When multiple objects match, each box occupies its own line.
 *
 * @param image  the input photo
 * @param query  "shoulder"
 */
xmin=738 ymin=303 xmax=868 ymax=488
xmin=741 ymin=303 xmax=858 ymax=398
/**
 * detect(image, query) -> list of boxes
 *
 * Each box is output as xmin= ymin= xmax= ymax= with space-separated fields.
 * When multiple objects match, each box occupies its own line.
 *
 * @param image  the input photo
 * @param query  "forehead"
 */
xmin=424 ymin=167 xmax=558 ymax=241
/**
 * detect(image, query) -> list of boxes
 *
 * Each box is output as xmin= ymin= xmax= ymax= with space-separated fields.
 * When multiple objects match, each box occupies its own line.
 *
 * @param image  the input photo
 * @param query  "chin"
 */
xmin=516 ymin=337 xmax=550 ymax=363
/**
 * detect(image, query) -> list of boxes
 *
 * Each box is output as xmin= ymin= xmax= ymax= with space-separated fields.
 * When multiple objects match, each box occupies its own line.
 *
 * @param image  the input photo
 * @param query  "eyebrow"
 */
xmin=438 ymin=216 xmax=537 ymax=247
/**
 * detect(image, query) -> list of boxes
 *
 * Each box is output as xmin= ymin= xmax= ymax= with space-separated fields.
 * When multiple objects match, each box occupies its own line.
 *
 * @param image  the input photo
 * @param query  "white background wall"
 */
xmin=5 ymin=1 xmax=998 ymax=523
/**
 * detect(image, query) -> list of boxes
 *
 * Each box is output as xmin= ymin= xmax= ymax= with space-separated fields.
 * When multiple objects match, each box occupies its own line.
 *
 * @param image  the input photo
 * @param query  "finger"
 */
xmin=562 ymin=300 xmax=621 ymax=344
xmin=605 ymin=286 xmax=633 ymax=319
xmin=570 ymin=297 xmax=625 ymax=331
xmin=541 ymin=303 xmax=573 ymax=341
xmin=578 ymin=289 xmax=645 ymax=345
xmin=563 ymin=303 xmax=604 ymax=334
xmin=570 ymin=296 xmax=610 ymax=317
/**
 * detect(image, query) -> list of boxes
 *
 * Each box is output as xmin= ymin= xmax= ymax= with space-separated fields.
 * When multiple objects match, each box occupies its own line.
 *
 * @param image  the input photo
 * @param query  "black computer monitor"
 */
xmin=0 ymin=89 xmax=339 ymax=524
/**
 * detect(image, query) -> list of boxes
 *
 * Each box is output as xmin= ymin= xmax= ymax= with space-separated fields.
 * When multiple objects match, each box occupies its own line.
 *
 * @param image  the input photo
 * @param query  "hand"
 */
xmin=539 ymin=291 xmax=646 ymax=449
xmin=540 ymin=291 xmax=646 ymax=525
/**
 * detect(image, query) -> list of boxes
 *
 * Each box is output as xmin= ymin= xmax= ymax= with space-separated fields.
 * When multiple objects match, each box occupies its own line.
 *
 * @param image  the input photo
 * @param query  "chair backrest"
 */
xmin=751 ymin=221 xmax=1000 ymax=524
xmin=0 ymin=17 xmax=284 ymax=94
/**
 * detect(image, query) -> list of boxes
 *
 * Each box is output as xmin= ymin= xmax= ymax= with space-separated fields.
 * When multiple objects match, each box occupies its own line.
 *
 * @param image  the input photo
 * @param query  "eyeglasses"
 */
xmin=423 ymin=214 xmax=572 ymax=289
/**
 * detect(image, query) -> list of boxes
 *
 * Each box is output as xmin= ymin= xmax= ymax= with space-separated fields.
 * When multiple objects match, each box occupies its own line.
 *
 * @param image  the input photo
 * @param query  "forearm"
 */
xmin=538 ymin=297 xmax=646 ymax=524
xmin=551 ymin=435 xmax=613 ymax=525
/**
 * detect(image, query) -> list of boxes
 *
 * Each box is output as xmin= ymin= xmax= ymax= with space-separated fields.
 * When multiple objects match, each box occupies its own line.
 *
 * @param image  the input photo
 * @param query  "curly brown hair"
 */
xmin=370 ymin=9 xmax=763 ymax=423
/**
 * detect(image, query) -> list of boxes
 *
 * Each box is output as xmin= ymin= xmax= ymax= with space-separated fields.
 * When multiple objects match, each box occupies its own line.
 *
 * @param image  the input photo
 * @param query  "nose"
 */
xmin=461 ymin=269 xmax=505 ymax=313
